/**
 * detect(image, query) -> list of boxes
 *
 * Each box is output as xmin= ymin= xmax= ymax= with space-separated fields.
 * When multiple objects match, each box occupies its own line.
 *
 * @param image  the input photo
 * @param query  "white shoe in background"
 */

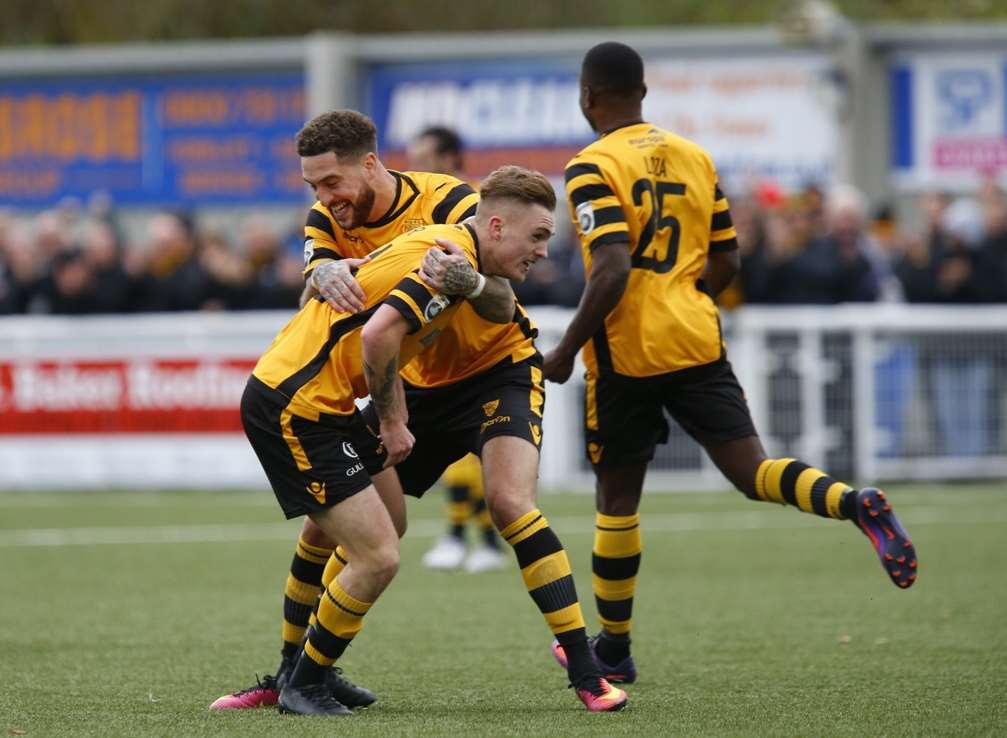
xmin=464 ymin=544 xmax=507 ymax=573
xmin=422 ymin=535 xmax=467 ymax=570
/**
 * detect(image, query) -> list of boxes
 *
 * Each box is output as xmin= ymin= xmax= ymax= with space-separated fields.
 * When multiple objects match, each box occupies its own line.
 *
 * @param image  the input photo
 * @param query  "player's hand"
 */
xmin=379 ymin=420 xmax=415 ymax=466
xmin=312 ymin=259 xmax=368 ymax=313
xmin=420 ymin=239 xmax=478 ymax=295
xmin=543 ymin=349 xmax=575 ymax=384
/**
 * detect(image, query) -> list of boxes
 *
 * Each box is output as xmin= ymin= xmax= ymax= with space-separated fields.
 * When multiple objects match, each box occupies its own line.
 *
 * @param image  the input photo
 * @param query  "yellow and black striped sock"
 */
xmin=755 ymin=458 xmax=854 ymax=519
xmin=593 ymin=512 xmax=641 ymax=648
xmin=501 ymin=509 xmax=585 ymax=640
xmin=500 ymin=509 xmax=595 ymax=678
xmin=282 ymin=536 xmax=334 ymax=660
xmin=307 ymin=546 xmax=348 ymax=632
xmin=288 ymin=576 xmax=372 ymax=687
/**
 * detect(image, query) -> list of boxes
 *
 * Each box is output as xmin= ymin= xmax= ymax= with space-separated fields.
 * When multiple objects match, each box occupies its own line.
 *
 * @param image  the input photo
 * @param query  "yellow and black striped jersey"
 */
xmin=302 ymin=169 xmax=537 ymax=388
xmin=302 ymin=170 xmax=478 ymax=277
xmin=565 ymin=122 xmax=738 ymax=377
xmin=253 ymin=223 xmax=479 ymax=419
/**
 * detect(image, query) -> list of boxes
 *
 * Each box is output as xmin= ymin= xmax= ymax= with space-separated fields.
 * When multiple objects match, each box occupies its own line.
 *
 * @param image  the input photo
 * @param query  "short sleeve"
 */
xmin=564 ymin=160 xmax=630 ymax=251
xmin=302 ymin=204 xmax=343 ymax=277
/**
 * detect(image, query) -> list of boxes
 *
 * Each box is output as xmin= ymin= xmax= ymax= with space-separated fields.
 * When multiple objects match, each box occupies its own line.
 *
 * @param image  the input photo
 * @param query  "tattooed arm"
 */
xmin=360 ymin=304 xmax=415 ymax=465
xmin=420 ymin=238 xmax=515 ymax=323
xmin=302 ymin=258 xmax=370 ymax=311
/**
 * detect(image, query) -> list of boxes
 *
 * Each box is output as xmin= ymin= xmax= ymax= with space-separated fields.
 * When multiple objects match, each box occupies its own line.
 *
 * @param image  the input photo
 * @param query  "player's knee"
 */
xmin=486 ymin=489 xmax=534 ymax=532
xmin=365 ymin=543 xmax=400 ymax=588
xmin=596 ymin=494 xmax=638 ymax=516
xmin=300 ymin=519 xmax=334 ymax=548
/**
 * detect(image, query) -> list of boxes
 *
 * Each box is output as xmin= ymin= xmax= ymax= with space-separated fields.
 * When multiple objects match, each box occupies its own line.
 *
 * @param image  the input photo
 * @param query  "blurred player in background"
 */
xmin=407 ymin=125 xmax=506 ymax=574
xmin=545 ymin=42 xmax=919 ymax=684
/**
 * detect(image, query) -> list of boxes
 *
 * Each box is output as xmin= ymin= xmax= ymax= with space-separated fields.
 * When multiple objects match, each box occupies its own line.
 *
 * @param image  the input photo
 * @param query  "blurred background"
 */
xmin=1 ymin=0 xmax=1006 ymax=491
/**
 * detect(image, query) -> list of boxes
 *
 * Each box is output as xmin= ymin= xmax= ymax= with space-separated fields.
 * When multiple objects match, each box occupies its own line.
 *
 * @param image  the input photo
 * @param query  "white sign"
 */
xmin=891 ymin=52 xmax=1007 ymax=191
xmin=644 ymin=54 xmax=839 ymax=190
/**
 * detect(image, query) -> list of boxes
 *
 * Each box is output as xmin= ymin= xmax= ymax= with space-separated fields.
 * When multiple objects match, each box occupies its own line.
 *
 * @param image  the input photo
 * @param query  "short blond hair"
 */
xmin=479 ymin=166 xmax=556 ymax=211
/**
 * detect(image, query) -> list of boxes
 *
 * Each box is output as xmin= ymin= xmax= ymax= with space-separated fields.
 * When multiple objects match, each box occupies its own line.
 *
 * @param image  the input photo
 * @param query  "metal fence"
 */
xmin=533 ymin=304 xmax=1007 ymax=491
xmin=0 ymin=305 xmax=1004 ymax=491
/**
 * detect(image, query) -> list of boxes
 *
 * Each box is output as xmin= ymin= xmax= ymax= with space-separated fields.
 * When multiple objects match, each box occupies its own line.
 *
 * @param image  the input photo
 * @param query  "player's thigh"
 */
xmin=585 ymin=371 xmax=667 ymax=468
xmin=309 ymin=483 xmax=399 ymax=566
xmin=241 ymin=379 xmax=373 ymax=521
xmin=480 ymin=434 xmax=540 ymax=528
xmin=661 ymin=358 xmax=765 ymax=488
xmin=474 ymin=358 xmax=546 ymax=456
xmin=372 ymin=467 xmax=408 ymax=538
xmin=703 ymin=436 xmax=767 ymax=496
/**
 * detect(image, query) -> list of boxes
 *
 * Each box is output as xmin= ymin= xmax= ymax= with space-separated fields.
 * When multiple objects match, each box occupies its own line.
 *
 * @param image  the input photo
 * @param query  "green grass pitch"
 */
xmin=2 ymin=484 xmax=1006 ymax=737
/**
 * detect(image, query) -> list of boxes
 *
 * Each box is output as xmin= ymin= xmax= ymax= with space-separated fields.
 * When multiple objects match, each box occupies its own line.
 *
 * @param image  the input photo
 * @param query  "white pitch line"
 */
xmin=1 ymin=507 xmax=1004 ymax=548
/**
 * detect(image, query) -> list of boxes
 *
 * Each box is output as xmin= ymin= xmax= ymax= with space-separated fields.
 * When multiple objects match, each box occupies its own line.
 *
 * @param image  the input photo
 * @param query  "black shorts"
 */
xmin=361 ymin=354 xmax=544 ymax=498
xmin=585 ymin=357 xmax=756 ymax=467
xmin=241 ymin=377 xmax=385 ymax=519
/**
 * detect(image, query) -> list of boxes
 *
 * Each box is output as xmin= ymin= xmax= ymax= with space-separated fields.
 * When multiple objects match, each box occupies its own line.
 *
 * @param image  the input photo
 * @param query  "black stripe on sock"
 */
xmin=595 ymin=523 xmax=639 ymax=532
xmin=284 ymin=600 xmax=314 ymax=628
xmin=810 ymin=476 xmax=832 ymax=517
xmin=290 ymin=555 xmax=326 ymax=585
xmin=528 ymin=574 xmax=578 ymax=614
xmin=503 ymin=514 xmax=543 ymax=544
xmin=307 ymin=622 xmax=352 ymax=663
xmin=512 ymin=527 xmax=563 ymax=570
xmin=592 ymin=553 xmax=641 ymax=581
xmin=779 ymin=461 xmax=811 ymax=506
xmin=596 ymin=597 xmax=633 ymax=623
xmin=324 ymin=589 xmax=366 ymax=618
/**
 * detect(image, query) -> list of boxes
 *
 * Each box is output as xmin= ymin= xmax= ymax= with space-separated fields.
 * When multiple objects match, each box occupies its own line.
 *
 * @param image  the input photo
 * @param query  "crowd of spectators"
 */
xmin=1 ymin=177 xmax=1006 ymax=316
xmin=0 ymin=200 xmax=304 ymax=315
xmin=722 ymin=176 xmax=1007 ymax=308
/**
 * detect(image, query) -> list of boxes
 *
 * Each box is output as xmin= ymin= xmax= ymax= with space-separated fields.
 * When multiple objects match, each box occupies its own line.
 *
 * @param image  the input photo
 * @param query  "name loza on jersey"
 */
xmin=645 ymin=156 xmax=668 ymax=177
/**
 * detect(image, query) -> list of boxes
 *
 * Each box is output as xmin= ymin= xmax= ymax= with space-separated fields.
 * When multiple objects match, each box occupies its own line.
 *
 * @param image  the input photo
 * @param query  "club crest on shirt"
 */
xmin=424 ymin=294 xmax=450 ymax=322
xmin=576 ymin=201 xmax=595 ymax=235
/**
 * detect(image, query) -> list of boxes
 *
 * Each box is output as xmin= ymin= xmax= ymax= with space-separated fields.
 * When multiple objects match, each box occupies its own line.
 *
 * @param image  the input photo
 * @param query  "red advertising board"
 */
xmin=0 ymin=359 xmax=256 ymax=434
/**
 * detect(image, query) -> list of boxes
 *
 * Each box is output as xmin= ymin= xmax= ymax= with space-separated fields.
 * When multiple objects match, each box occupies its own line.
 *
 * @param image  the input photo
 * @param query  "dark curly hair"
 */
xmin=296 ymin=110 xmax=377 ymax=160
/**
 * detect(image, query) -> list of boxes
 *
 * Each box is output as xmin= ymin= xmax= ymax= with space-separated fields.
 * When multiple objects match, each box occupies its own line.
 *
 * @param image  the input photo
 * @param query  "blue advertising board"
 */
xmin=0 ymin=71 xmax=306 ymax=206
xmin=365 ymin=59 xmax=592 ymax=175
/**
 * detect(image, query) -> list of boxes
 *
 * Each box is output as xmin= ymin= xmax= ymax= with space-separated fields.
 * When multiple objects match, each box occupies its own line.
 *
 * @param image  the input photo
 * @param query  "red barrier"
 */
xmin=0 ymin=358 xmax=257 ymax=434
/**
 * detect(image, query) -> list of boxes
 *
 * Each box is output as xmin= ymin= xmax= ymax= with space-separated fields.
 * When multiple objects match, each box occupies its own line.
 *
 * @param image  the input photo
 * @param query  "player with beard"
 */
xmin=212 ymin=114 xmax=626 ymax=714
xmin=210 ymin=110 xmax=496 ymax=711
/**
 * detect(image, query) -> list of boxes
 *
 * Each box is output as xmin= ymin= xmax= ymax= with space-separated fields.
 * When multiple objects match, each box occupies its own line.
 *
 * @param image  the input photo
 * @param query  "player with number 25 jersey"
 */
xmin=564 ymin=123 xmax=736 ymax=379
